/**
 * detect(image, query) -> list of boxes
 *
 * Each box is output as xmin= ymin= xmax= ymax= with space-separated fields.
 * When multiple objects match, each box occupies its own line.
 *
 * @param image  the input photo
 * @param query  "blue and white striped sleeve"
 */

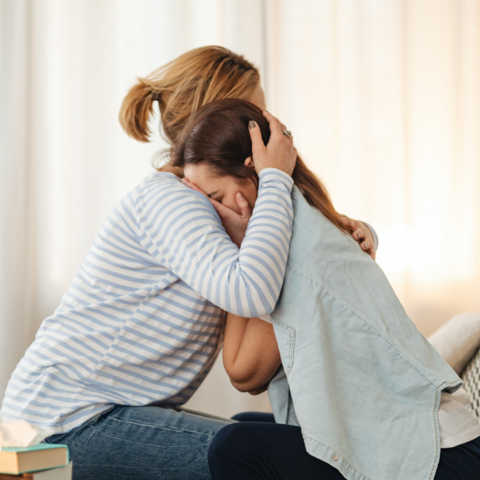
xmin=135 ymin=168 xmax=294 ymax=318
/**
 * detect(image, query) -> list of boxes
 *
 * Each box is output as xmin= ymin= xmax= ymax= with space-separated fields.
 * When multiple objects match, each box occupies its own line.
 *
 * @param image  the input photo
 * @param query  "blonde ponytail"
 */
xmin=119 ymin=46 xmax=260 ymax=146
xmin=119 ymin=81 xmax=157 ymax=142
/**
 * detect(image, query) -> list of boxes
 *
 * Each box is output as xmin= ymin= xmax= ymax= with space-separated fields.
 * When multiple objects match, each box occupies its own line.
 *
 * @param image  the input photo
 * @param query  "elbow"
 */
xmin=227 ymin=368 xmax=266 ymax=393
xmin=227 ymin=291 xmax=276 ymax=318
xmin=225 ymin=365 xmax=257 ymax=392
xmin=230 ymin=377 xmax=263 ymax=393
xmin=226 ymin=366 xmax=250 ymax=387
xmin=230 ymin=380 xmax=251 ymax=393
xmin=261 ymin=304 xmax=275 ymax=317
xmin=252 ymin=301 xmax=275 ymax=318
xmin=260 ymin=296 xmax=278 ymax=317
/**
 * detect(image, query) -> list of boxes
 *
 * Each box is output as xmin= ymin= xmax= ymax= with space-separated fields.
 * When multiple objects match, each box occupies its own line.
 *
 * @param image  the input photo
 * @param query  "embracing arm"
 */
xmin=223 ymin=313 xmax=281 ymax=393
xmin=136 ymin=170 xmax=292 ymax=317
xmin=135 ymin=113 xmax=296 ymax=318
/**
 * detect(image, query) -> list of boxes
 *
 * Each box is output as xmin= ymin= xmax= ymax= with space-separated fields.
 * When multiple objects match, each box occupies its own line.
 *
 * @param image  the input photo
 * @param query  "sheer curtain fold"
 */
xmin=0 ymin=0 xmax=270 ymax=418
xmin=1 ymin=0 xmax=480 ymax=416
xmin=0 ymin=0 xmax=31 ymax=394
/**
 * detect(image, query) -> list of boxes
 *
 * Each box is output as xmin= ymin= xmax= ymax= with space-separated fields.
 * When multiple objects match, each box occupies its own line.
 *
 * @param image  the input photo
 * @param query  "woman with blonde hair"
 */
xmin=119 ymin=46 xmax=376 ymax=256
xmin=1 ymin=46 xmax=375 ymax=480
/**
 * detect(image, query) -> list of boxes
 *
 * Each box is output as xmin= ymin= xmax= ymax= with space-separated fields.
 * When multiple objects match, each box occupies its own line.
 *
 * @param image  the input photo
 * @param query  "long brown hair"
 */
xmin=119 ymin=46 xmax=260 ymax=145
xmin=173 ymin=99 xmax=347 ymax=233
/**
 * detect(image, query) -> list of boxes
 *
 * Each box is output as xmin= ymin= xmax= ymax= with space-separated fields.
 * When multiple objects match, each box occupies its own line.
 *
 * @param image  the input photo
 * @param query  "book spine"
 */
xmin=0 ymin=475 xmax=33 ymax=480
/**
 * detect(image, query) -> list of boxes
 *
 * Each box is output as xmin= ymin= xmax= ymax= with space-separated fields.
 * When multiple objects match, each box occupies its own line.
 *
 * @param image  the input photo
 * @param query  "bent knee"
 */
xmin=209 ymin=423 xmax=247 ymax=462
xmin=209 ymin=424 xmax=248 ymax=479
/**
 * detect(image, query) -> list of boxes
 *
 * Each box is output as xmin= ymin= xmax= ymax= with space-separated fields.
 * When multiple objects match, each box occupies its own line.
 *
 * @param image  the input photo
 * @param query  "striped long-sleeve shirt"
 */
xmin=0 ymin=168 xmax=294 ymax=434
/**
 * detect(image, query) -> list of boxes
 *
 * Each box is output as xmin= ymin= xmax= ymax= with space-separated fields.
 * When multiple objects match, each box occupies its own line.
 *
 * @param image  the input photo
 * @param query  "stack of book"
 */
xmin=0 ymin=444 xmax=71 ymax=479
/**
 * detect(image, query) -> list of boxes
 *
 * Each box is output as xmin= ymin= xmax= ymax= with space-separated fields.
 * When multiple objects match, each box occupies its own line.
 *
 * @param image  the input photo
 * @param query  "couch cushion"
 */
xmin=428 ymin=312 xmax=480 ymax=375
xmin=462 ymin=347 xmax=480 ymax=421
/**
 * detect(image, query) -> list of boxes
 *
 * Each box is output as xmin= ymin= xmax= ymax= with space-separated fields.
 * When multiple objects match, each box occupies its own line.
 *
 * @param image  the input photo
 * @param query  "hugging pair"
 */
xmin=2 ymin=46 xmax=479 ymax=480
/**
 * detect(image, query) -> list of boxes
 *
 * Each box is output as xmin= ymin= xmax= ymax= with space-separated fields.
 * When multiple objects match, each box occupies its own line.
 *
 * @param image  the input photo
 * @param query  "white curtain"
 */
xmin=265 ymin=0 xmax=480 ymax=336
xmin=1 ymin=0 xmax=480 ymax=418
xmin=0 ymin=0 xmax=271 ymax=418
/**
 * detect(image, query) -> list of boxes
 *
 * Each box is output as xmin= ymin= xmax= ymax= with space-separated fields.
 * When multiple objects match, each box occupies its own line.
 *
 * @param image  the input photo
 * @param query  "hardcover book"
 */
xmin=0 ymin=445 xmax=69 ymax=475
xmin=0 ymin=462 xmax=72 ymax=480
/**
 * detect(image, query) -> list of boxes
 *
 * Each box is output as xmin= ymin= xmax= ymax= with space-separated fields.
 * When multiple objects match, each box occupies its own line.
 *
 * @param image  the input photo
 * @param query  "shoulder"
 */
xmin=143 ymin=171 xmax=184 ymax=189
xmin=132 ymin=172 xmax=217 ymax=218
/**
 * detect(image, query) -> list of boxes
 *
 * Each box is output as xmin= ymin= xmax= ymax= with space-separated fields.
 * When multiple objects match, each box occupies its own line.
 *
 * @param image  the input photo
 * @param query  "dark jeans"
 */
xmin=210 ymin=412 xmax=480 ymax=480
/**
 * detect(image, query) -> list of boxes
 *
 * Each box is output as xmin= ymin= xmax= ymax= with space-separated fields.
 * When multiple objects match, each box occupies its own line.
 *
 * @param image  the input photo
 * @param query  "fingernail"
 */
xmin=249 ymin=121 xmax=257 ymax=129
xmin=237 ymin=192 xmax=244 ymax=200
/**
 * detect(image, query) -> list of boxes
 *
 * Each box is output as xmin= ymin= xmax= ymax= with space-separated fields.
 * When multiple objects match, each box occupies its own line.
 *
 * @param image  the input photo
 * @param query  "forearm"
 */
xmin=143 ymin=169 xmax=293 ymax=318
xmin=223 ymin=313 xmax=281 ymax=392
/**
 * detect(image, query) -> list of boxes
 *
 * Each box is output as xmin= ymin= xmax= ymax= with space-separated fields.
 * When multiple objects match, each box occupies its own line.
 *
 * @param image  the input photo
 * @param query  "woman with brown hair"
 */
xmin=1 ymin=46 xmax=375 ymax=480
xmin=174 ymin=99 xmax=480 ymax=480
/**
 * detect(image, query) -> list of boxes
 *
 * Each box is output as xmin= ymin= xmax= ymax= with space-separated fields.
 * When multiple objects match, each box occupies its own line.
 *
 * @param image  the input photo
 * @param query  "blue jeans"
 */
xmin=210 ymin=413 xmax=480 ymax=480
xmin=44 ymin=405 xmax=233 ymax=480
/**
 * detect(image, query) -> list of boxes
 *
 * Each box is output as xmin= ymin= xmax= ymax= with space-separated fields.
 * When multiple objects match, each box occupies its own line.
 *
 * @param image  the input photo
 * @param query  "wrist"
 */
xmin=259 ymin=168 xmax=294 ymax=191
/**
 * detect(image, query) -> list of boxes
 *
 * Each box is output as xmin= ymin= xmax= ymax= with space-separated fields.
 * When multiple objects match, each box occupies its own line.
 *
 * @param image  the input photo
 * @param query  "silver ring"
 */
xmin=282 ymin=129 xmax=292 ymax=139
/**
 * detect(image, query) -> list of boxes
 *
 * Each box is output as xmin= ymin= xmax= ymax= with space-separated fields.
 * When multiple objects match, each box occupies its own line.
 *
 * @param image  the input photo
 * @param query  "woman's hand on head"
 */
xmin=249 ymin=111 xmax=297 ymax=176
xmin=339 ymin=214 xmax=376 ymax=260
xmin=182 ymin=178 xmax=252 ymax=247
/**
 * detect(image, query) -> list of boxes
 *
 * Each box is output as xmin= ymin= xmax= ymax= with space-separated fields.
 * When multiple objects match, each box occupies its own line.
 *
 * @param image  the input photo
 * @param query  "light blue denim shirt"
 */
xmin=268 ymin=187 xmax=462 ymax=480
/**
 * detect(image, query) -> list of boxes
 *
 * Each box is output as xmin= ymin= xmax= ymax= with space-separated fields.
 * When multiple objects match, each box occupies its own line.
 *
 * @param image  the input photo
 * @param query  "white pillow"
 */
xmin=428 ymin=312 xmax=480 ymax=375
xmin=462 ymin=349 xmax=480 ymax=421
